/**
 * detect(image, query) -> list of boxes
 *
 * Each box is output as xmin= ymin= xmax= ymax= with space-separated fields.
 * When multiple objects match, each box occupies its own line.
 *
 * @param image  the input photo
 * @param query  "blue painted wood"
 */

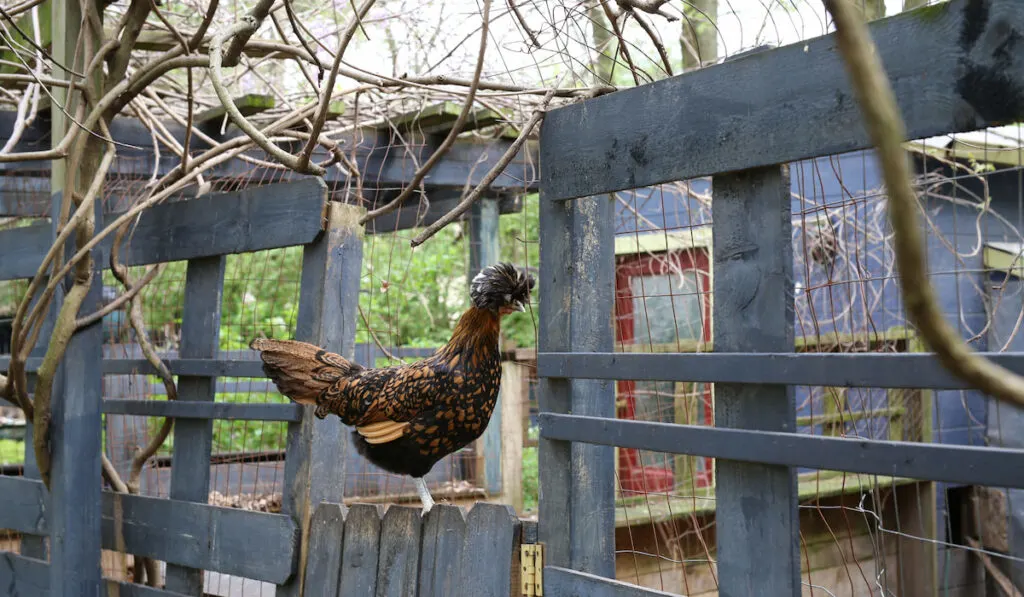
xmin=536 ymin=188 xmax=573 ymax=569
xmin=0 ymin=477 xmax=299 ymax=583
xmin=0 ymin=552 xmax=196 ymax=597
xmin=165 ymin=256 xmax=226 ymax=594
xmin=101 ymin=399 xmax=302 ymax=421
xmin=469 ymin=197 xmax=504 ymax=496
xmin=417 ymin=505 xmax=467 ymax=597
xmin=713 ymin=166 xmax=800 ymax=596
xmin=534 ymin=351 xmax=1024 ymax=389
xmin=568 ymin=195 xmax=616 ymax=578
xmin=48 ymin=192 xmax=105 ymax=596
xmin=544 ymin=566 xmax=678 ymax=597
xmin=0 ymin=179 xmax=328 ymax=281
xmin=338 ymin=504 xmax=384 ymax=596
xmin=303 ymin=503 xmax=346 ymax=597
xmin=375 ymin=506 xmax=422 ymax=597
xmin=539 ymin=0 xmax=1024 ymax=201
xmin=539 ymin=413 xmax=1024 ymax=491
xmin=457 ymin=504 xmax=519 ymax=597
xmin=280 ymin=203 xmax=364 ymax=597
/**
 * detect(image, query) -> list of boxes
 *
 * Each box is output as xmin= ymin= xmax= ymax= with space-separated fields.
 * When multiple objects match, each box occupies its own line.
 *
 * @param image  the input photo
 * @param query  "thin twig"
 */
xmin=209 ymin=19 xmax=324 ymax=174
xmin=360 ymin=0 xmax=494 ymax=225
xmin=296 ymin=0 xmax=377 ymax=171
xmin=507 ymin=0 xmax=542 ymax=47
xmin=75 ymin=264 xmax=165 ymax=329
xmin=410 ymin=84 xmax=557 ymax=247
xmin=824 ymin=0 xmax=1024 ymax=408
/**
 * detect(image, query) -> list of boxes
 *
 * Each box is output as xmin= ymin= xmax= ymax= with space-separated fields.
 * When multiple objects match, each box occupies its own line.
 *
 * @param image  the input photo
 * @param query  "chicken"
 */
xmin=250 ymin=262 xmax=535 ymax=513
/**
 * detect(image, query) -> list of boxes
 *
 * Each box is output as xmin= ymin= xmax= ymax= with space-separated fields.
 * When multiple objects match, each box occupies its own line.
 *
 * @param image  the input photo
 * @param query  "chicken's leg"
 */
xmin=414 ymin=477 xmax=435 ymax=515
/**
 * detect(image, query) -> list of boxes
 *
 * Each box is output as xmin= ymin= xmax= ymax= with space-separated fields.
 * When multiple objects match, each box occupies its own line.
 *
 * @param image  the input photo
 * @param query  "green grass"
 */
xmin=0 ymin=439 xmax=24 ymax=465
xmin=522 ymin=425 xmax=539 ymax=512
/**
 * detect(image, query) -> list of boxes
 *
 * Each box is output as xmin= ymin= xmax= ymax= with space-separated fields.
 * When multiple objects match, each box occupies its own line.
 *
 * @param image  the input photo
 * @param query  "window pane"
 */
xmin=630 ymin=271 xmax=703 ymax=344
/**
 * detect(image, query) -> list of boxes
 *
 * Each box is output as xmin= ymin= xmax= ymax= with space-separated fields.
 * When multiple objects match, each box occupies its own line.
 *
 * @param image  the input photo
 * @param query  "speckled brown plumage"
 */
xmin=250 ymin=263 xmax=534 ymax=507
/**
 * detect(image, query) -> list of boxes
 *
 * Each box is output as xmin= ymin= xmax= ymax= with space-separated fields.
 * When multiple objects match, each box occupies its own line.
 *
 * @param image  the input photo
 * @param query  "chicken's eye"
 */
xmin=504 ymin=293 xmax=511 ymax=303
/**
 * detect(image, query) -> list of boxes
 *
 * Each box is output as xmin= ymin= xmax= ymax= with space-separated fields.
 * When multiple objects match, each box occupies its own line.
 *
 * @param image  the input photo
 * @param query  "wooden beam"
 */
xmin=0 ymin=476 xmax=299 ymax=584
xmin=0 ymin=178 xmax=328 ymax=280
xmin=194 ymin=94 xmax=276 ymax=134
xmin=381 ymin=101 xmax=508 ymax=136
xmin=540 ymin=0 xmax=1024 ymax=201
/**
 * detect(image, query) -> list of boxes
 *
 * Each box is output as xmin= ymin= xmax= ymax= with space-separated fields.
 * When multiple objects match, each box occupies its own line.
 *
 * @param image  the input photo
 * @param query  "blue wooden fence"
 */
xmin=535 ymin=1 xmax=1024 ymax=596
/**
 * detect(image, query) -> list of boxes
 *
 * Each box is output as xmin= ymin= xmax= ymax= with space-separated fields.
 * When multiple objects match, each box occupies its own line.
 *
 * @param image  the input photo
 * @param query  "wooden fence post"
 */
xmin=164 ymin=255 xmax=227 ymax=594
xmin=499 ymin=361 xmax=525 ymax=511
xmin=537 ymin=193 xmax=616 ymax=576
xmin=712 ymin=166 xmax=800 ymax=596
xmin=470 ymin=196 xmax=503 ymax=496
xmin=280 ymin=198 xmax=364 ymax=596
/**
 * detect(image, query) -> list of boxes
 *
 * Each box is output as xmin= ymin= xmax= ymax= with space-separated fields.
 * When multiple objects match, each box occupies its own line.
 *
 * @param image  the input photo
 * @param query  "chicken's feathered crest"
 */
xmin=469 ymin=262 xmax=534 ymax=312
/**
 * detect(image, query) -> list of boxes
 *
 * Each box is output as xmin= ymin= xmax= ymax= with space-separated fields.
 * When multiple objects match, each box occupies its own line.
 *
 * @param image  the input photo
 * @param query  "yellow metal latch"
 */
xmin=520 ymin=543 xmax=544 ymax=596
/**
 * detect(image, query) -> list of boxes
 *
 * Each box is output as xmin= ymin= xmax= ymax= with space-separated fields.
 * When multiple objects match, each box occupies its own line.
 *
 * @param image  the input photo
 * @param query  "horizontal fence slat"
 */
xmin=536 ymin=351 xmax=1024 ymax=389
xmin=0 ymin=552 xmax=194 ymax=597
xmin=0 ymin=477 xmax=298 ymax=584
xmin=101 ymin=358 xmax=266 ymax=377
xmin=538 ymin=413 xmax=1024 ymax=489
xmin=539 ymin=0 xmax=1024 ymax=200
xmin=102 ymin=399 xmax=302 ymax=421
xmin=0 ymin=179 xmax=328 ymax=280
xmin=544 ymin=566 xmax=678 ymax=597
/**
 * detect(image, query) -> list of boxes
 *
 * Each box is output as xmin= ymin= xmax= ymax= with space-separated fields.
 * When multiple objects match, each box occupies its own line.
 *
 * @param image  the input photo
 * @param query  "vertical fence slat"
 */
xmin=470 ymin=197 xmax=503 ymax=495
xmin=339 ymin=504 xmax=383 ymax=596
xmin=417 ymin=504 xmax=467 ymax=597
xmin=303 ymin=503 xmax=346 ymax=597
xmin=48 ymin=192 xmax=105 ymax=596
xmin=375 ymin=506 xmax=422 ymax=597
xmin=537 ymin=193 xmax=573 ymax=569
xmin=568 ymin=195 xmax=616 ymax=577
xmin=280 ymin=198 xmax=362 ymax=597
xmin=712 ymin=166 xmax=800 ymax=596
xmin=164 ymin=255 xmax=226 ymax=594
xmin=457 ymin=503 xmax=520 ymax=597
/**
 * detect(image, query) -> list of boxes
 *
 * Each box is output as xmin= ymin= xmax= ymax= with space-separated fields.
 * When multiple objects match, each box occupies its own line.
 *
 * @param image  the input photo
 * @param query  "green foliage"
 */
xmin=521 ymin=425 xmax=539 ymax=512
xmin=0 ymin=439 xmax=24 ymax=465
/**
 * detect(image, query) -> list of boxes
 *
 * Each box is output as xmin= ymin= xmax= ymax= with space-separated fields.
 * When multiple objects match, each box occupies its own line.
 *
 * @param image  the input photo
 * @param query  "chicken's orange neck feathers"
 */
xmin=440 ymin=306 xmax=500 ymax=355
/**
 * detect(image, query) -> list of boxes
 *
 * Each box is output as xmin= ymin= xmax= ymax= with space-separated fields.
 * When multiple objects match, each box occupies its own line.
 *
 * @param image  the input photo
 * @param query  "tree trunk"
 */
xmin=680 ymin=0 xmax=717 ymax=71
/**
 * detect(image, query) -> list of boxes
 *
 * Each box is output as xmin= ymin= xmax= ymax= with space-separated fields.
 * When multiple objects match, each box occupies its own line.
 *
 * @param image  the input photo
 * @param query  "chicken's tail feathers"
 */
xmin=249 ymin=338 xmax=362 ymax=406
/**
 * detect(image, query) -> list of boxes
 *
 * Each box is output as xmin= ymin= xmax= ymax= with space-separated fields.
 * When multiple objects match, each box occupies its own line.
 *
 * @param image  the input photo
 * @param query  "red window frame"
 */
xmin=614 ymin=247 xmax=713 ymax=494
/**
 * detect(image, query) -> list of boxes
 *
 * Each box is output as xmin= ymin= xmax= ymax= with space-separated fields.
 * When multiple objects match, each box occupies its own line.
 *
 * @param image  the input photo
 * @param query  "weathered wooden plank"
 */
xmin=544 ymin=566 xmax=678 ymax=597
xmin=539 ymin=413 xmax=1024 ymax=490
xmin=536 ymin=186 xmax=573 ymax=569
xmin=195 ymin=94 xmax=275 ymax=129
xmin=713 ymin=166 xmax=800 ymax=596
xmin=0 ymin=552 xmax=195 ymax=597
xmin=303 ymin=503 xmax=346 ymax=597
xmin=568 ymin=195 xmax=615 ymax=577
xmin=0 ymin=223 xmax=52 ymax=281
xmin=540 ymin=0 xmax=1024 ymax=201
xmin=338 ymin=504 xmax=384 ymax=596
xmin=280 ymin=202 xmax=364 ymax=597
xmin=165 ymin=255 xmax=226 ymax=594
xmin=375 ymin=506 xmax=422 ymax=597
xmin=457 ymin=504 xmax=519 ymax=597
xmin=2 ymin=476 xmax=297 ymax=585
xmin=417 ymin=505 xmax=467 ymax=597
xmin=469 ymin=197 xmax=503 ymax=495
xmin=100 ymin=358 xmax=266 ymax=377
xmin=48 ymin=194 xmax=105 ymax=596
xmin=0 ymin=179 xmax=328 ymax=281
xmin=101 ymin=399 xmax=302 ymax=421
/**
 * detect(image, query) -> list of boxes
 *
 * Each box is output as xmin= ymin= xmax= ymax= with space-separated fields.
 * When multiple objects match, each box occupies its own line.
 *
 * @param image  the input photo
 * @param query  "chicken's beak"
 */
xmin=514 ymin=301 xmax=526 ymax=312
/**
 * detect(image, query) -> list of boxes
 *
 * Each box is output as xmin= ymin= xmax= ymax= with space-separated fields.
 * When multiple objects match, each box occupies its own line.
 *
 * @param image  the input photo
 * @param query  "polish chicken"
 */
xmin=250 ymin=262 xmax=534 ymax=513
